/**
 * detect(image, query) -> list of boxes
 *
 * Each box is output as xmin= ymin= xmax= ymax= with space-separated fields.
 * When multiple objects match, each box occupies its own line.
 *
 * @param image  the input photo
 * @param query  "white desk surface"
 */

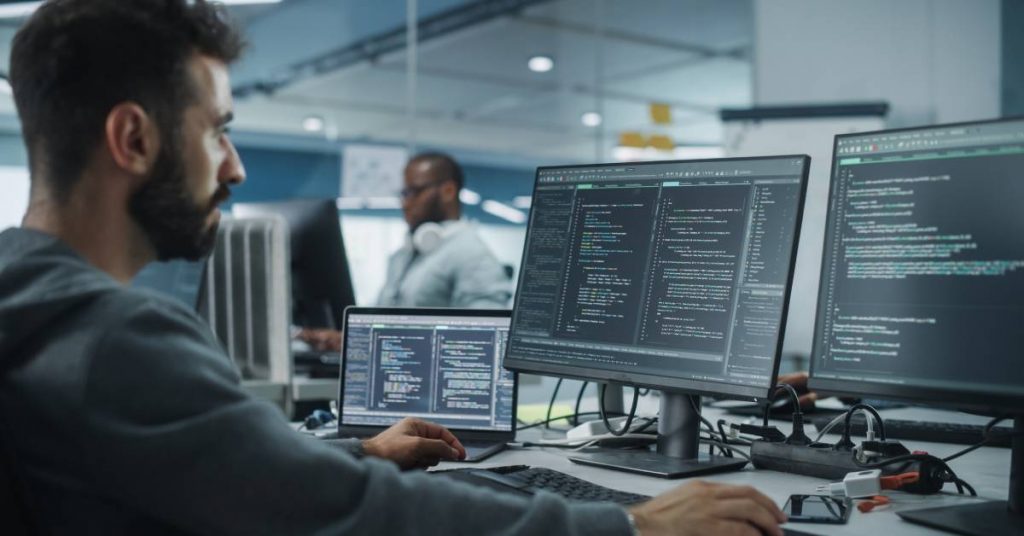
xmin=432 ymin=404 xmax=1011 ymax=536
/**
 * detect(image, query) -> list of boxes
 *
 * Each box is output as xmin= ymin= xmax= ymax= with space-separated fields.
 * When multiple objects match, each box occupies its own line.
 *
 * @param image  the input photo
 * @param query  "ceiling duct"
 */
xmin=233 ymin=0 xmax=554 ymax=98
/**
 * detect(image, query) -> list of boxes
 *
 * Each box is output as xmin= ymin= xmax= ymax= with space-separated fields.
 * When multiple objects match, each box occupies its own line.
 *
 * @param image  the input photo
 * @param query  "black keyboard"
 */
xmin=436 ymin=465 xmax=650 ymax=505
xmin=808 ymin=415 xmax=1013 ymax=448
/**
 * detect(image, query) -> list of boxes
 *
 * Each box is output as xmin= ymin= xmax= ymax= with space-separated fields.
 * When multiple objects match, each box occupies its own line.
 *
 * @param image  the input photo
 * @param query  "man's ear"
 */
xmin=439 ymin=180 xmax=459 ymax=204
xmin=104 ymin=102 xmax=160 ymax=176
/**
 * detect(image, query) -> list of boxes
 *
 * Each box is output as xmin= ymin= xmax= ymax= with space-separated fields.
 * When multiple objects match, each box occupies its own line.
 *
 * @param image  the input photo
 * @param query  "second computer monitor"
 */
xmin=808 ymin=117 xmax=1024 ymax=536
xmin=233 ymin=199 xmax=356 ymax=330
xmin=505 ymin=156 xmax=809 ymax=401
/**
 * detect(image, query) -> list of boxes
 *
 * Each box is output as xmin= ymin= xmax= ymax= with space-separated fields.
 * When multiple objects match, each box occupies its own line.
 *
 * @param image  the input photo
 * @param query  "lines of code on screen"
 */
xmin=814 ymin=124 xmax=1024 ymax=397
xmin=508 ymin=159 xmax=805 ymax=392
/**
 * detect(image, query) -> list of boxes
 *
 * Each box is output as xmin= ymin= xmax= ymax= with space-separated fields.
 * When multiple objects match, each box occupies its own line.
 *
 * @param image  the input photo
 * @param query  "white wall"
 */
xmin=724 ymin=117 xmax=884 ymax=367
xmin=753 ymin=0 xmax=1001 ymax=127
xmin=0 ymin=166 xmax=29 ymax=230
xmin=745 ymin=0 xmax=1002 ymax=366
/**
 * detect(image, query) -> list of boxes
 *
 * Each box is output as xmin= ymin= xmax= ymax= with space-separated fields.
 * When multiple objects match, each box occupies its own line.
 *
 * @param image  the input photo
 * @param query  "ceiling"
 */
xmin=0 ymin=0 xmax=755 ymax=166
xmin=230 ymin=0 xmax=753 ymax=165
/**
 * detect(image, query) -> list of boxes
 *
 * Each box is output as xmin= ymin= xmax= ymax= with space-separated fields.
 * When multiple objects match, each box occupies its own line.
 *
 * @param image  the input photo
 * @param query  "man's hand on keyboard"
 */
xmin=294 ymin=327 xmax=342 ymax=352
xmin=363 ymin=417 xmax=467 ymax=470
xmin=628 ymin=480 xmax=786 ymax=536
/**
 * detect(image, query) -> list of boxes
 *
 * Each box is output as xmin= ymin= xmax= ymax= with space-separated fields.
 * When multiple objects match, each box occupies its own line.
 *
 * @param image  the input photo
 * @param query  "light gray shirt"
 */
xmin=378 ymin=221 xmax=511 ymax=309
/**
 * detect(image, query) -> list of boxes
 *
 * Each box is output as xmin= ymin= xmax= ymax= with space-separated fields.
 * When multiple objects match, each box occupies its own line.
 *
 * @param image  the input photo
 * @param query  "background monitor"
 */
xmin=233 ymin=199 xmax=356 ymax=330
xmin=505 ymin=156 xmax=809 ymax=477
xmin=809 ymin=118 xmax=1024 ymax=535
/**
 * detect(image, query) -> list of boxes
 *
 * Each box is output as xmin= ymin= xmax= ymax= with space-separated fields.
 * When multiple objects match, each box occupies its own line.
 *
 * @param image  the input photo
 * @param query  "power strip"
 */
xmin=750 ymin=440 xmax=907 ymax=480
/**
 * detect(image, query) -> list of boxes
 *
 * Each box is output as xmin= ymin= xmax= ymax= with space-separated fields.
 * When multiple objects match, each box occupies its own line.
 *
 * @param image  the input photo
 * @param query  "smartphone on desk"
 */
xmin=782 ymin=494 xmax=851 ymax=524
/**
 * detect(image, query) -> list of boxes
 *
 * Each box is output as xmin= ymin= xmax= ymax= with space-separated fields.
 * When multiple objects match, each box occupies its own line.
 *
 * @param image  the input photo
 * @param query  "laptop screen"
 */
xmin=341 ymin=310 xmax=515 ymax=432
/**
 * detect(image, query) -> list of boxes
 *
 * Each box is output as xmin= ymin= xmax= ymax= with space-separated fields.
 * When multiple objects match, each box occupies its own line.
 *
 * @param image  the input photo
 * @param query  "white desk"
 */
xmin=434 ymin=405 xmax=1012 ymax=535
xmin=292 ymin=376 xmax=338 ymax=401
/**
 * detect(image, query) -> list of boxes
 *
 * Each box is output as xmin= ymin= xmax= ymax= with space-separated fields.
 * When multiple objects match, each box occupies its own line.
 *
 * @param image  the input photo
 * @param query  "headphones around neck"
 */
xmin=411 ymin=221 xmax=465 ymax=254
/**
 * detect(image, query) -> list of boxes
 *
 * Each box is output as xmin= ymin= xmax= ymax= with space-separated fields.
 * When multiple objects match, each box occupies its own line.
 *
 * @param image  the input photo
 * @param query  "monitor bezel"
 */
xmin=808 ymin=116 xmax=1024 ymax=415
xmin=338 ymin=306 xmax=518 ymax=441
xmin=503 ymin=155 xmax=812 ymax=403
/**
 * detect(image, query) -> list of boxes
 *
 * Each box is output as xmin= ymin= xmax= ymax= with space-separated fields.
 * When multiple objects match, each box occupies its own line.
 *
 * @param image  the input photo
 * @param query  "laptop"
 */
xmin=337 ymin=307 xmax=517 ymax=462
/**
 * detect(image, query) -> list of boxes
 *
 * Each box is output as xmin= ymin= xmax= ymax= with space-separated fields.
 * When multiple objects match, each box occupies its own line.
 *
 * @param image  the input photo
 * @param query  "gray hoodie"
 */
xmin=0 ymin=227 xmax=631 ymax=535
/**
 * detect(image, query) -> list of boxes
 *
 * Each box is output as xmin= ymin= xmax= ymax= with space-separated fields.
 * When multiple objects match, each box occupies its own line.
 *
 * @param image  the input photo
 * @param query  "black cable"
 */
xmin=688 ymin=395 xmax=730 ymax=457
xmin=855 ymin=451 xmax=977 ymax=496
xmin=957 ymin=479 xmax=977 ymax=497
xmin=943 ymin=416 xmax=1008 ymax=462
xmin=836 ymin=403 xmax=887 ymax=450
xmin=633 ymin=417 xmax=658 ymax=434
xmin=600 ymin=384 xmax=639 ymax=437
xmin=545 ymin=378 xmax=563 ymax=430
xmin=717 ymin=419 xmax=740 ymax=453
xmin=763 ymin=383 xmax=802 ymax=427
xmin=573 ymin=381 xmax=590 ymax=426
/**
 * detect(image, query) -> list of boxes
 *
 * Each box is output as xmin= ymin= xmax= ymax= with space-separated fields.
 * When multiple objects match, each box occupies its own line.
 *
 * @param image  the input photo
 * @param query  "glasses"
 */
xmin=400 ymin=180 xmax=445 ymax=200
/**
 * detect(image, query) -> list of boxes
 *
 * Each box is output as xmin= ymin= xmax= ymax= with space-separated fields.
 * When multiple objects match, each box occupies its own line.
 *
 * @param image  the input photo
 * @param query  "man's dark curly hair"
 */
xmin=9 ymin=0 xmax=245 ymax=200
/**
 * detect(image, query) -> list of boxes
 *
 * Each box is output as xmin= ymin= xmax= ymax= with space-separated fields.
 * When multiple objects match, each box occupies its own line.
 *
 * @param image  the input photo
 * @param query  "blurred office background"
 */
xmin=0 ymin=0 xmax=1019 ymax=381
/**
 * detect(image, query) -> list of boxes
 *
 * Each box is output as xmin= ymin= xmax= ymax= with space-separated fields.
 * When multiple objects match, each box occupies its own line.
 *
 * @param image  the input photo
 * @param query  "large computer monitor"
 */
xmin=505 ymin=156 xmax=809 ymax=477
xmin=809 ymin=118 xmax=1024 ymax=535
xmin=233 ymin=199 xmax=356 ymax=330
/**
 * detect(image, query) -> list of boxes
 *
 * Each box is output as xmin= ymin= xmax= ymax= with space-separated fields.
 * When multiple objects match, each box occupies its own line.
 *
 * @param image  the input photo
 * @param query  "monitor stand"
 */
xmin=569 ymin=391 xmax=748 ymax=479
xmin=898 ymin=416 xmax=1023 ymax=535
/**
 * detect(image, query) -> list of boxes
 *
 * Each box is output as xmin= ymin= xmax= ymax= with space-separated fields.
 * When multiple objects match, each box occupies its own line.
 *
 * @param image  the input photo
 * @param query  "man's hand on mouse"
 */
xmin=295 ymin=327 xmax=342 ymax=353
xmin=363 ymin=417 xmax=467 ymax=469
xmin=629 ymin=480 xmax=787 ymax=536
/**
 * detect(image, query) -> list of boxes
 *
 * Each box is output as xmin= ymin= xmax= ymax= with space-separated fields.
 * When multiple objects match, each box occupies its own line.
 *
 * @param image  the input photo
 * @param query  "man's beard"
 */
xmin=410 ymin=194 xmax=448 ymax=233
xmin=128 ymin=136 xmax=229 ymax=262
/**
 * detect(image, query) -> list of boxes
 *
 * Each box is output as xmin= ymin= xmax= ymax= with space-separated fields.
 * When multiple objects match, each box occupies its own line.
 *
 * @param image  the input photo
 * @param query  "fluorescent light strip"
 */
xmin=512 ymin=196 xmax=532 ymax=209
xmin=481 ymin=200 xmax=527 ymax=224
xmin=0 ymin=2 xmax=39 ymax=18
xmin=0 ymin=0 xmax=282 ymax=19
xmin=459 ymin=189 xmax=482 ymax=206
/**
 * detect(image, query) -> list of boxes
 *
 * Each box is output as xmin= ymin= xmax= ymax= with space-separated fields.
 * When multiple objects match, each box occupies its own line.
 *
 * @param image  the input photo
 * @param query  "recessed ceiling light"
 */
xmin=527 ymin=55 xmax=554 ymax=73
xmin=459 ymin=189 xmax=482 ymax=206
xmin=302 ymin=115 xmax=325 ymax=133
xmin=512 ymin=196 xmax=532 ymax=209
xmin=482 ymin=200 xmax=527 ymax=224
xmin=581 ymin=112 xmax=602 ymax=128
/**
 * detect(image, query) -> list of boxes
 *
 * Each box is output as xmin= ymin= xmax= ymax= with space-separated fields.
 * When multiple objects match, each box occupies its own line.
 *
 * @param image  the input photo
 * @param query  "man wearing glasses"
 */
xmin=377 ymin=152 xmax=511 ymax=309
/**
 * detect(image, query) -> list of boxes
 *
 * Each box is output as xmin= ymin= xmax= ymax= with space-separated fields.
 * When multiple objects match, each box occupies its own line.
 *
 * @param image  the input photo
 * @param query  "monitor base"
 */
xmin=569 ymin=447 xmax=748 ymax=479
xmin=898 ymin=501 xmax=1024 ymax=536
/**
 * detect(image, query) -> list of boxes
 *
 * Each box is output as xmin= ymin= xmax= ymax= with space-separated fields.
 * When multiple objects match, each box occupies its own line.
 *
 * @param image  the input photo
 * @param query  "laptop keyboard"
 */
xmin=439 ymin=465 xmax=650 ymax=505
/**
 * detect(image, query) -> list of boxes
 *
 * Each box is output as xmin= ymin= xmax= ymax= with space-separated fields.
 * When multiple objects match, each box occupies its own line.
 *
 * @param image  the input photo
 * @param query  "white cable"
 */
xmin=535 ymin=433 xmax=655 ymax=447
xmin=700 ymin=438 xmax=752 ymax=461
xmin=815 ymin=408 xmax=878 ymax=443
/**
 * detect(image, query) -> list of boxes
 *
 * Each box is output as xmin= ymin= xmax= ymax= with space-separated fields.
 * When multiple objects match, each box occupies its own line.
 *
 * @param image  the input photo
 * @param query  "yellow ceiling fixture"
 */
xmin=619 ymin=132 xmax=646 ymax=148
xmin=649 ymin=102 xmax=672 ymax=125
xmin=647 ymin=134 xmax=675 ymax=151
